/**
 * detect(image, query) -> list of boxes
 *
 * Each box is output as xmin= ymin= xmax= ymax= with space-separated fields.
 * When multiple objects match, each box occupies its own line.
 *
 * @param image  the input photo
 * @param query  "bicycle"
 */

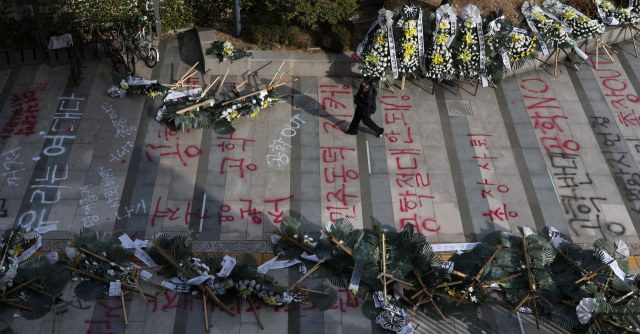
xmin=91 ymin=20 xmax=129 ymax=74
xmin=115 ymin=16 xmax=137 ymax=75
xmin=67 ymin=23 xmax=85 ymax=85
xmin=48 ymin=23 xmax=85 ymax=85
xmin=132 ymin=16 xmax=159 ymax=68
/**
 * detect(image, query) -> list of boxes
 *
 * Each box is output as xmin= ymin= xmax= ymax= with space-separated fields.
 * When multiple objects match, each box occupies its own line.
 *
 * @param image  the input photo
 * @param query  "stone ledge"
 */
xmin=195 ymin=25 xmax=639 ymax=79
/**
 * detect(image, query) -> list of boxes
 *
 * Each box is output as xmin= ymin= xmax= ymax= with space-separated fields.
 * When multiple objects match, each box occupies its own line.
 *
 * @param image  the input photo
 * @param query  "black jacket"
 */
xmin=354 ymin=84 xmax=377 ymax=117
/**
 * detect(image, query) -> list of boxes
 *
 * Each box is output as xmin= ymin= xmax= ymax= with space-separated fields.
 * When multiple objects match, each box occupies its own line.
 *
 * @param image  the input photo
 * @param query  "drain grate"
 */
xmin=293 ymin=94 xmax=318 ymax=110
xmin=446 ymin=100 xmax=473 ymax=116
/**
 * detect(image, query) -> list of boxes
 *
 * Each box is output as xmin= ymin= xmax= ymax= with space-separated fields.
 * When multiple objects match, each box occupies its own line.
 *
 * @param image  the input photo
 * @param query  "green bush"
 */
xmin=321 ymin=23 xmax=351 ymax=53
xmin=246 ymin=25 xmax=302 ymax=47
xmin=242 ymin=0 xmax=358 ymax=26
xmin=383 ymin=0 xmax=405 ymax=10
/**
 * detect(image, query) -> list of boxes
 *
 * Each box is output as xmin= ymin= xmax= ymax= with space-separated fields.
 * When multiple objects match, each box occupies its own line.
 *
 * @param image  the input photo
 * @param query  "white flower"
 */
xmin=471 ymin=296 xmax=478 ymax=303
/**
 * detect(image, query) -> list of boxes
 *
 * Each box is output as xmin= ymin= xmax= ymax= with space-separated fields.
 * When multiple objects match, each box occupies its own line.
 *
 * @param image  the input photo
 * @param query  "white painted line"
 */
xmin=366 ymin=140 xmax=371 ymax=175
xmin=199 ymin=193 xmax=206 ymax=233
xmin=547 ymin=168 xmax=561 ymax=204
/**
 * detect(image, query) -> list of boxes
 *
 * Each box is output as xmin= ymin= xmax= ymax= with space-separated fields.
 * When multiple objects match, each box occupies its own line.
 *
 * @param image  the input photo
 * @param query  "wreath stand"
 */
xmin=593 ymin=37 xmax=617 ymax=69
xmin=553 ymin=48 xmax=580 ymax=76
xmin=506 ymin=233 xmax=553 ymax=330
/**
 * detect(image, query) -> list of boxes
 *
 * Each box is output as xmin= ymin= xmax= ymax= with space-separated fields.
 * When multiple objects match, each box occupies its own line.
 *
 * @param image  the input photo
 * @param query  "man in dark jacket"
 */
xmin=345 ymin=77 xmax=384 ymax=137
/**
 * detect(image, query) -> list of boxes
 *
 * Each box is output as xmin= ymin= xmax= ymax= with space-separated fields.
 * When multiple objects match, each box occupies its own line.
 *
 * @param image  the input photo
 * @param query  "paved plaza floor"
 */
xmin=2 ymin=30 xmax=640 ymax=333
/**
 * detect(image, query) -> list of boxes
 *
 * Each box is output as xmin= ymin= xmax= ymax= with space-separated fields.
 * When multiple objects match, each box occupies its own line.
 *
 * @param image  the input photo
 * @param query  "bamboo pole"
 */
xmin=268 ymin=61 xmax=286 ymax=88
xmin=554 ymin=48 xmax=559 ymax=76
xmin=401 ymin=75 xmax=405 ymax=91
xmin=220 ymin=79 xmax=297 ymax=106
xmin=203 ymin=294 xmax=209 ymax=332
xmin=561 ymin=49 xmax=579 ymax=71
xmin=132 ymin=270 xmax=148 ymax=304
xmin=53 ymin=303 xmax=56 ymax=333
xmin=288 ymin=258 xmax=326 ymax=292
xmin=381 ymin=233 xmax=390 ymax=321
xmin=271 ymin=68 xmax=294 ymax=89
xmin=273 ymin=230 xmax=315 ymax=254
xmin=249 ymin=297 xmax=264 ymax=330
xmin=456 ymin=80 xmax=460 ymax=96
xmin=198 ymin=77 xmax=220 ymax=101
xmin=175 ymin=62 xmax=200 ymax=87
xmin=121 ymin=289 xmax=128 ymax=325
xmin=62 ymin=265 xmax=155 ymax=299
xmin=24 ymin=285 xmax=81 ymax=309
xmin=4 ymin=276 xmax=40 ymax=296
xmin=328 ymin=235 xmax=353 ymax=255
xmin=473 ymin=81 xmax=480 ymax=97
xmin=386 ymin=81 xmax=396 ymax=94
xmin=216 ymin=68 xmax=230 ymax=95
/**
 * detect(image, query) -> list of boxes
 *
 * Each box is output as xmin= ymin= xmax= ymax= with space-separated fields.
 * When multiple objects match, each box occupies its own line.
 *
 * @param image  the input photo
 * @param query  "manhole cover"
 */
xmin=293 ymin=94 xmax=318 ymax=110
xmin=446 ymin=100 xmax=473 ymax=116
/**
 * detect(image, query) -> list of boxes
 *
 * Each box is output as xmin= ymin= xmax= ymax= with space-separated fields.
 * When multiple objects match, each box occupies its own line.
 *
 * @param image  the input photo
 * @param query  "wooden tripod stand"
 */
xmin=507 ymin=233 xmax=553 ymax=329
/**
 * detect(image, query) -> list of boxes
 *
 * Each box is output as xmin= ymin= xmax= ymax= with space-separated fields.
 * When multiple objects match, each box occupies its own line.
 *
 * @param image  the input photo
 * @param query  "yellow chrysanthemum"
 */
xmin=533 ymin=35 xmax=537 ymax=40
xmin=403 ymin=42 xmax=416 ymax=58
xmin=189 ymin=112 xmax=195 ymax=119
xmin=622 ymin=8 xmax=631 ymax=14
xmin=404 ymin=26 xmax=417 ymax=38
xmin=350 ymin=290 xmax=358 ymax=295
xmin=12 ymin=245 xmax=22 ymax=255
xmin=263 ymin=297 xmax=278 ymax=306
xmin=440 ymin=22 xmax=448 ymax=29
xmin=564 ymin=11 xmax=575 ymax=20
xmin=458 ymin=51 xmax=471 ymax=62
xmin=603 ymin=2 xmax=612 ymax=8
xmin=436 ymin=34 xmax=448 ymax=44
xmin=230 ymin=110 xmax=238 ymax=119
xmin=250 ymin=110 xmax=259 ymax=117
xmin=511 ymin=35 xmax=521 ymax=43
xmin=533 ymin=43 xmax=537 ymax=47
xmin=365 ymin=54 xmax=379 ymax=65
xmin=521 ymin=53 xmax=525 ymax=57
xmin=580 ymin=16 xmax=590 ymax=23
xmin=515 ymin=57 xmax=520 ymax=61
xmin=433 ymin=54 xmax=444 ymax=65
xmin=554 ymin=24 xmax=563 ymax=31
xmin=487 ymin=37 xmax=492 ymax=43
xmin=466 ymin=21 xmax=474 ymax=27
xmin=510 ymin=58 xmax=514 ymax=61
xmin=376 ymin=34 xmax=386 ymax=45
xmin=464 ymin=34 xmax=473 ymax=44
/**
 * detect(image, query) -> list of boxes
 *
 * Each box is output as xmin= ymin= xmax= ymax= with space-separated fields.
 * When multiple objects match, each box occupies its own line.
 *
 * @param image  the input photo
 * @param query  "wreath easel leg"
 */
xmin=561 ymin=49 xmax=579 ymax=71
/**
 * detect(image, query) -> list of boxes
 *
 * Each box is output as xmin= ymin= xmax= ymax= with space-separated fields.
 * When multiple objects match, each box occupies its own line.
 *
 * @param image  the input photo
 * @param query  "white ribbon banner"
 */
xmin=476 ymin=22 xmax=489 ymax=87
xmin=500 ymin=50 xmax=514 ymax=73
xmin=357 ymin=19 xmax=382 ymax=57
xmin=433 ymin=13 xmax=442 ymax=40
xmin=417 ymin=11 xmax=427 ymax=75
xmin=431 ymin=242 xmax=480 ymax=251
xmin=348 ymin=263 xmax=362 ymax=291
xmin=387 ymin=18 xmax=399 ymax=79
xmin=447 ymin=16 xmax=457 ymax=47
xmin=524 ymin=15 xmax=550 ymax=55
xmin=595 ymin=4 xmax=619 ymax=25
xmin=486 ymin=15 xmax=505 ymax=37
xmin=119 ymin=234 xmax=158 ymax=269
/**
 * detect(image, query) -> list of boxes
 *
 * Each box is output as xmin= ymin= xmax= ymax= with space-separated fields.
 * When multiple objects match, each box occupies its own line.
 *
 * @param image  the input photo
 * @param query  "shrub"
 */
xmin=567 ymin=0 xmax=599 ymax=19
xmin=321 ymin=23 xmax=351 ymax=53
xmin=281 ymin=27 xmax=300 ymax=46
xmin=383 ymin=0 xmax=405 ymax=11
xmin=242 ymin=0 xmax=358 ymax=26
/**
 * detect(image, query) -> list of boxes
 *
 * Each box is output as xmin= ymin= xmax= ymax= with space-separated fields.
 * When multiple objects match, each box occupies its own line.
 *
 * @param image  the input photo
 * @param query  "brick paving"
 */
xmin=1 ymin=29 xmax=640 ymax=333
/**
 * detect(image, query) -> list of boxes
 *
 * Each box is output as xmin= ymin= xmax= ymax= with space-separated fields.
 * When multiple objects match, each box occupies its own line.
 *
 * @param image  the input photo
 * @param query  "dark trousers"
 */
xmin=346 ymin=112 xmax=382 ymax=135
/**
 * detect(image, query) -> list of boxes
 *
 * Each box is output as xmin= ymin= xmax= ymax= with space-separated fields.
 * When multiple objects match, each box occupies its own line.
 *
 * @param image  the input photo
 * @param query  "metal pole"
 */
xmin=31 ymin=0 xmax=47 ymax=51
xmin=153 ymin=0 xmax=162 ymax=37
xmin=235 ymin=0 xmax=241 ymax=37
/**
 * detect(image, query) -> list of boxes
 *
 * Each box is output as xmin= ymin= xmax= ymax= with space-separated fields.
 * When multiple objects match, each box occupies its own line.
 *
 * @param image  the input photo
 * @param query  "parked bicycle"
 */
xmin=115 ymin=16 xmax=137 ymax=75
xmin=49 ymin=22 xmax=85 ymax=85
xmin=91 ymin=20 xmax=131 ymax=74
xmin=132 ymin=16 xmax=159 ymax=68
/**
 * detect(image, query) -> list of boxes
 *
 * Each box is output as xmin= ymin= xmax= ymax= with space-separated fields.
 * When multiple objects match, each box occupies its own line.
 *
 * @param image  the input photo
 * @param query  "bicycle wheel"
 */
xmin=110 ymin=50 xmax=128 ymax=74
xmin=145 ymin=47 xmax=158 ymax=68
xmin=125 ymin=47 xmax=136 ymax=75
xmin=92 ymin=33 xmax=102 ymax=56
xmin=70 ymin=50 xmax=81 ymax=85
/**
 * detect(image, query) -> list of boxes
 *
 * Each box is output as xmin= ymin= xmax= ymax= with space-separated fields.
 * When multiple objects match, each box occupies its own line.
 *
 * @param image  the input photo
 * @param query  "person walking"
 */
xmin=345 ymin=77 xmax=384 ymax=137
